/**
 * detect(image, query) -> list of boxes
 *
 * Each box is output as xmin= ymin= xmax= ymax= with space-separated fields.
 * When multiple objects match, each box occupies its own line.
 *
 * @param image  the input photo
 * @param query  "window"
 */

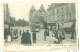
xmin=57 ymin=9 xmax=59 ymax=14
xmin=57 ymin=16 xmax=59 ymax=21
xmin=69 ymin=14 xmax=71 ymax=21
xmin=53 ymin=10 xmax=54 ymax=15
xmin=61 ymin=15 xmax=64 ymax=21
xmin=61 ymin=8 xmax=64 ymax=13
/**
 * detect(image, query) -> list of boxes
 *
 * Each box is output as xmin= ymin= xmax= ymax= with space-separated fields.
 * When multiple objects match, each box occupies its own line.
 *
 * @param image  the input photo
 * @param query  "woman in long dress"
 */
xmin=7 ymin=35 xmax=11 ymax=42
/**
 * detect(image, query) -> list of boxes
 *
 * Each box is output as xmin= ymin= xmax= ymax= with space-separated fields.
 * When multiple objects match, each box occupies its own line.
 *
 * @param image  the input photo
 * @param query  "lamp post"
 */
xmin=8 ymin=16 xmax=11 ymax=33
xmin=45 ymin=15 xmax=48 ymax=29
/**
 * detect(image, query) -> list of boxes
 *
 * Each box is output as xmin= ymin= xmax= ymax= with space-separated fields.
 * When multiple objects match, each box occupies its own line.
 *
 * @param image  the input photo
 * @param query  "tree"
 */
xmin=15 ymin=19 xmax=29 ymax=26
xmin=39 ymin=16 xmax=47 ymax=29
xmin=39 ymin=16 xmax=45 ymax=23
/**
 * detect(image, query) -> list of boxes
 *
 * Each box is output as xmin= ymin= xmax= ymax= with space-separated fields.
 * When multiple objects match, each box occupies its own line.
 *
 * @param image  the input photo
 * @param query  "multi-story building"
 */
xmin=47 ymin=3 xmax=76 ymax=30
xmin=38 ymin=4 xmax=47 ymax=22
xmin=4 ymin=4 xmax=10 ymax=24
xmin=47 ymin=3 xmax=56 ymax=29
xmin=4 ymin=4 xmax=15 ymax=29
xmin=29 ymin=4 xmax=47 ymax=29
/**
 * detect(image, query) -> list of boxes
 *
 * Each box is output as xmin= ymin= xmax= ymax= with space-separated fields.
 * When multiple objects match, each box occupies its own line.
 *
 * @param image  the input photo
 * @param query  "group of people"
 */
xmin=21 ymin=30 xmax=37 ymax=45
xmin=43 ymin=29 xmax=65 ymax=44
xmin=21 ymin=30 xmax=31 ymax=45
xmin=53 ymin=30 xmax=65 ymax=44
xmin=4 ymin=28 xmax=21 ymax=43
xmin=4 ymin=27 xmax=65 ymax=45
xmin=4 ymin=27 xmax=37 ymax=46
xmin=4 ymin=27 xmax=66 ymax=45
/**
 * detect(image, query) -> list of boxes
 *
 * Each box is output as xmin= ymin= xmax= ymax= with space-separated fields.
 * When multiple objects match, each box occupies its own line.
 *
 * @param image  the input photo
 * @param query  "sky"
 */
xmin=5 ymin=2 xmax=53 ymax=21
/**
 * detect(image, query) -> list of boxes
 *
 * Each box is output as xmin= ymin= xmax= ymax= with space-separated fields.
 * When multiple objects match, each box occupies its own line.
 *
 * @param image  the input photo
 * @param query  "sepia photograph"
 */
xmin=2 ymin=1 xmax=78 ymax=51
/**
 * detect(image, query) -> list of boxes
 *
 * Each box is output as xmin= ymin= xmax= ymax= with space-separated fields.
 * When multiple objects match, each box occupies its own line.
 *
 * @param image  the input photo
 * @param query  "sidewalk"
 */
xmin=62 ymin=33 xmax=76 ymax=44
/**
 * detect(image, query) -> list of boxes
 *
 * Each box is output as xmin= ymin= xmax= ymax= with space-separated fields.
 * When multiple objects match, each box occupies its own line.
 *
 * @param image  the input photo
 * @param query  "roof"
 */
xmin=38 ymin=4 xmax=46 ymax=12
xmin=30 ymin=5 xmax=36 ymax=11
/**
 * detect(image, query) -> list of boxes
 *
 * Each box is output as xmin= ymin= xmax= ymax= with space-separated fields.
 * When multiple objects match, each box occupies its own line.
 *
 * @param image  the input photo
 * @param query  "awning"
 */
xmin=47 ymin=22 xmax=55 ymax=26
xmin=47 ymin=23 xmax=55 ymax=26
xmin=62 ymin=22 xmax=73 ymax=28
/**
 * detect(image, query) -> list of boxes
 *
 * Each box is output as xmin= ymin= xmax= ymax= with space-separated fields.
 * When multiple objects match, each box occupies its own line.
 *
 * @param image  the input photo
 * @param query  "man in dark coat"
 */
xmin=20 ymin=30 xmax=22 ymax=36
xmin=54 ymin=31 xmax=58 ymax=39
xmin=4 ymin=28 xmax=7 ymax=39
xmin=4 ymin=28 xmax=7 ymax=42
xmin=26 ymin=30 xmax=31 ymax=45
xmin=32 ymin=31 xmax=36 ymax=44
xmin=70 ymin=22 xmax=75 ymax=39
xmin=47 ymin=29 xmax=49 ymax=36
xmin=21 ymin=30 xmax=25 ymax=44
xmin=4 ymin=28 xmax=9 ymax=43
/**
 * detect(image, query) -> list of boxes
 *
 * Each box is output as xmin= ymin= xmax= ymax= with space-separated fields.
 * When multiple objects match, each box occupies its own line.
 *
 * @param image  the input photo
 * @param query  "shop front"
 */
xmin=62 ymin=22 xmax=73 ymax=34
xmin=47 ymin=22 xmax=55 ymax=30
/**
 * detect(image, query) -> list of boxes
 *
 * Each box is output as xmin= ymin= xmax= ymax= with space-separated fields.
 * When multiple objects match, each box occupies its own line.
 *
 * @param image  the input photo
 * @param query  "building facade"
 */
xmin=29 ymin=5 xmax=37 ymax=25
xmin=4 ymin=4 xmax=16 ymax=28
xmin=37 ymin=4 xmax=47 ymax=22
xmin=29 ymin=4 xmax=47 ymax=27
xmin=47 ymin=3 xmax=76 ymax=30
xmin=4 ymin=4 xmax=10 ymax=24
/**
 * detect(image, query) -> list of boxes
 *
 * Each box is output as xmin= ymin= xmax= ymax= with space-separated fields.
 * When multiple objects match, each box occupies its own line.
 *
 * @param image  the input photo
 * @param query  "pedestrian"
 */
xmin=58 ymin=31 xmax=63 ymax=44
xmin=70 ymin=28 xmax=74 ymax=39
xmin=54 ymin=31 xmax=58 ymax=39
xmin=20 ymin=30 xmax=22 ymax=36
xmin=4 ymin=28 xmax=10 ymax=43
xmin=6 ymin=28 xmax=11 ymax=43
xmin=54 ymin=31 xmax=63 ymax=44
xmin=47 ymin=29 xmax=49 ymax=36
xmin=32 ymin=31 xmax=36 ymax=44
xmin=52 ymin=28 xmax=55 ymax=37
xmin=44 ymin=29 xmax=47 ymax=41
xmin=25 ymin=30 xmax=31 ymax=45
xmin=70 ymin=22 xmax=75 ymax=39
xmin=10 ymin=29 xmax=13 ymax=42
xmin=7 ymin=34 xmax=11 ymax=42
xmin=4 ymin=28 xmax=7 ymax=43
xmin=21 ymin=30 xmax=25 ymax=44
xmin=53 ymin=28 xmax=55 ymax=34
xmin=62 ymin=29 xmax=65 ymax=40
xmin=14 ymin=29 xmax=16 ymax=36
xmin=53 ymin=31 xmax=59 ymax=44
xmin=15 ymin=29 xmax=17 ymax=36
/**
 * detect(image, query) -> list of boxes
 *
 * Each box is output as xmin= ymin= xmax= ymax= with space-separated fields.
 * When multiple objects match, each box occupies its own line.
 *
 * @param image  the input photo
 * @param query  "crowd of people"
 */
xmin=4 ymin=27 xmax=65 ymax=45
xmin=44 ymin=29 xmax=65 ymax=44
xmin=4 ymin=28 xmax=19 ymax=43
xmin=4 ymin=27 xmax=37 ymax=45
xmin=4 ymin=22 xmax=75 ymax=45
xmin=21 ymin=30 xmax=31 ymax=45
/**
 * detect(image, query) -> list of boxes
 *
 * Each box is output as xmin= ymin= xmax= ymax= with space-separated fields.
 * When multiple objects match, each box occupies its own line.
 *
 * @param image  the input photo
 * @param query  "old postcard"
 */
xmin=2 ymin=0 xmax=78 ymax=51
